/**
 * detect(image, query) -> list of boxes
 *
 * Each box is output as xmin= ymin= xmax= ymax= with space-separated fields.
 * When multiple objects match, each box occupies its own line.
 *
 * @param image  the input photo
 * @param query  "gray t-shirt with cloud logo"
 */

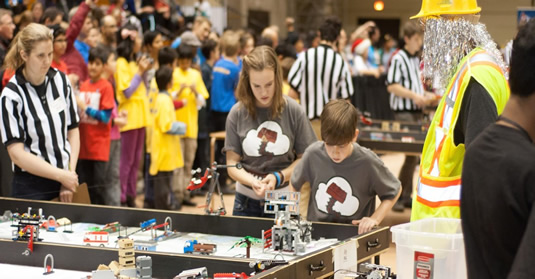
xmin=291 ymin=141 xmax=400 ymax=224
xmin=224 ymin=96 xmax=317 ymax=199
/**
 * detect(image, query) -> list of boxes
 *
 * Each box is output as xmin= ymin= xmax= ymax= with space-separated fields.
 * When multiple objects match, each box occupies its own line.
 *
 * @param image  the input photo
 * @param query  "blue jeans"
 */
xmin=232 ymin=192 xmax=274 ymax=218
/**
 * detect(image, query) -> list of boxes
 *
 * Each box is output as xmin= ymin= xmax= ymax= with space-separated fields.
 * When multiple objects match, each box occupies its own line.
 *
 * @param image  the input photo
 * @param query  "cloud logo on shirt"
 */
xmin=242 ymin=121 xmax=290 ymax=157
xmin=316 ymin=177 xmax=359 ymax=217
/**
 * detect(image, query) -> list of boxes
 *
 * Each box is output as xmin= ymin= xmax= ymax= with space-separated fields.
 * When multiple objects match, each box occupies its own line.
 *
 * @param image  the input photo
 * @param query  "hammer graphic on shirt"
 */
xmin=257 ymin=127 xmax=277 ymax=158
xmin=326 ymin=182 xmax=347 ymax=214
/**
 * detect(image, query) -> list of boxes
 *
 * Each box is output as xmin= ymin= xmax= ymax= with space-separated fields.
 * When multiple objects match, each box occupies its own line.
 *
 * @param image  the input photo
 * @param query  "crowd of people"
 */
xmin=0 ymin=3 xmax=534 ymax=268
xmin=0 ymin=0 xmax=408 ymax=234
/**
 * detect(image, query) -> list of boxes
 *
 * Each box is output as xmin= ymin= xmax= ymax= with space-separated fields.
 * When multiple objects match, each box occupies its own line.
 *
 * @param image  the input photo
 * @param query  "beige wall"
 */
xmin=223 ymin=0 xmax=532 ymax=46
xmin=338 ymin=0 xmax=531 ymax=46
xmin=226 ymin=0 xmax=289 ymax=35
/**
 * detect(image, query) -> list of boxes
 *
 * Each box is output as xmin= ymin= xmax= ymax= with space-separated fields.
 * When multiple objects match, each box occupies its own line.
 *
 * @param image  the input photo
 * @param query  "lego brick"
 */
xmin=96 ymin=264 xmax=110 ymax=270
xmin=136 ymin=255 xmax=152 ymax=267
xmin=109 ymin=261 xmax=120 ymax=275
xmin=119 ymin=257 xmax=135 ymax=266
xmin=118 ymin=238 xmax=134 ymax=248
xmin=137 ymin=268 xmax=152 ymax=276
xmin=118 ymin=248 xmax=135 ymax=257
xmin=92 ymin=269 xmax=115 ymax=279
xmin=120 ymin=267 xmax=137 ymax=277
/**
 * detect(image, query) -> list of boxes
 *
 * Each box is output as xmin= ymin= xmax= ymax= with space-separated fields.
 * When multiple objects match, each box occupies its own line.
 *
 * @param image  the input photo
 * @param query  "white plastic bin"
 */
xmin=390 ymin=218 xmax=467 ymax=279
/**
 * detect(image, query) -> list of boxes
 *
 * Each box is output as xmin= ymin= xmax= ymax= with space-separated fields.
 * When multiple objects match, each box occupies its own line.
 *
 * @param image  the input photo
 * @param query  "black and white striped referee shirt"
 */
xmin=288 ymin=44 xmax=354 ymax=120
xmin=0 ymin=68 xmax=79 ymax=173
xmin=386 ymin=49 xmax=425 ymax=111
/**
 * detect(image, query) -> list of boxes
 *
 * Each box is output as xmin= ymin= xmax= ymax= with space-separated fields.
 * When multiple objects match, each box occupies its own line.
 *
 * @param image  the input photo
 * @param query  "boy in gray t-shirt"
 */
xmin=291 ymin=100 xmax=401 ymax=234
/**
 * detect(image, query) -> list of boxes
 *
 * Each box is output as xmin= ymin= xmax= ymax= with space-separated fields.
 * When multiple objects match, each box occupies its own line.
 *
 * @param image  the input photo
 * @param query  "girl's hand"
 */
xmin=59 ymin=185 xmax=74 ymax=203
xmin=251 ymin=179 xmax=267 ymax=198
xmin=138 ymin=56 xmax=152 ymax=74
xmin=260 ymin=174 xmax=277 ymax=191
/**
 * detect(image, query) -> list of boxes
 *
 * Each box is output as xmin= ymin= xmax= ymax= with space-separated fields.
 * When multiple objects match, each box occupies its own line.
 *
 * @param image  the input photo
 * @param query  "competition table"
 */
xmin=357 ymin=119 xmax=429 ymax=155
xmin=0 ymin=197 xmax=390 ymax=278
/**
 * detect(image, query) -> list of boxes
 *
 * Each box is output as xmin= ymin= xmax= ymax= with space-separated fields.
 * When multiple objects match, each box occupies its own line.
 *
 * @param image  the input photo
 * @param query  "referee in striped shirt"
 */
xmin=386 ymin=20 xmax=435 ymax=212
xmin=288 ymin=16 xmax=354 ymax=138
xmin=0 ymin=23 xmax=80 ymax=202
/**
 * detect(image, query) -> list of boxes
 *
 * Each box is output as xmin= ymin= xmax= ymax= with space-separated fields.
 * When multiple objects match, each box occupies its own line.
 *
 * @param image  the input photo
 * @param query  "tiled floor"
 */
xmin=137 ymin=153 xmax=413 ymax=273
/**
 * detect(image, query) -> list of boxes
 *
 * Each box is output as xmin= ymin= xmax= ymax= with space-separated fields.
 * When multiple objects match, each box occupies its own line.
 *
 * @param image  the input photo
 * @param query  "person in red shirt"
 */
xmin=75 ymin=46 xmax=115 ymax=205
xmin=48 ymin=24 xmax=69 ymax=74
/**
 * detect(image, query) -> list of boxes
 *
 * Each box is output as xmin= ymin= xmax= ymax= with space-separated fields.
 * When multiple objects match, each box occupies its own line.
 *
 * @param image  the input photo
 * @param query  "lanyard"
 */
xmin=498 ymin=115 xmax=533 ymax=143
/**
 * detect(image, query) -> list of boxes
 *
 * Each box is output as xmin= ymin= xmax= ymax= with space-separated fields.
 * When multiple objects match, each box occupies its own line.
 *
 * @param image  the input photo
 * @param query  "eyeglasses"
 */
xmin=54 ymin=39 xmax=67 ymax=43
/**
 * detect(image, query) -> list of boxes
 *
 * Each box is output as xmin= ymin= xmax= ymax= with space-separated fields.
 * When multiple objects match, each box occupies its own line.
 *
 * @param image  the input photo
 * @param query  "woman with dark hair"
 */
xmin=115 ymin=23 xmax=152 ymax=207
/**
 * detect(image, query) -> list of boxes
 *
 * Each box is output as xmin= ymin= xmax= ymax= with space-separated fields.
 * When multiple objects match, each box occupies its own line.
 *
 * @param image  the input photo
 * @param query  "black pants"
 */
xmin=152 ymin=171 xmax=173 ymax=210
xmin=211 ymin=110 xmax=229 ymax=187
xmin=394 ymin=111 xmax=422 ymax=202
xmin=12 ymin=172 xmax=61 ymax=201
xmin=0 ymin=146 xmax=13 ymax=197
xmin=77 ymin=159 xmax=108 ymax=205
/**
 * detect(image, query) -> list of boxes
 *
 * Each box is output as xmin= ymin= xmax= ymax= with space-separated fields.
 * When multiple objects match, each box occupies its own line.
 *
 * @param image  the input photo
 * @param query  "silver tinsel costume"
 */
xmin=422 ymin=17 xmax=508 ymax=95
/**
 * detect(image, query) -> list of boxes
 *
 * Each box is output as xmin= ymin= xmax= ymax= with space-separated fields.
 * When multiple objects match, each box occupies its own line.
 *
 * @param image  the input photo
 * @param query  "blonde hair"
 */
xmin=220 ymin=30 xmax=240 ymax=57
xmin=236 ymin=46 xmax=284 ymax=120
xmin=4 ymin=23 xmax=53 ymax=71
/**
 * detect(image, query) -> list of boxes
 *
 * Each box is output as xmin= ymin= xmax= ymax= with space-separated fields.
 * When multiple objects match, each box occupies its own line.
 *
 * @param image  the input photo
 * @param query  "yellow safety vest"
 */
xmin=411 ymin=48 xmax=510 ymax=221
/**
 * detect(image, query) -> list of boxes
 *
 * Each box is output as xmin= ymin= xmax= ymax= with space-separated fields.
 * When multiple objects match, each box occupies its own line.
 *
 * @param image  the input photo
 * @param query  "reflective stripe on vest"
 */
xmin=417 ymin=50 xmax=500 ymax=207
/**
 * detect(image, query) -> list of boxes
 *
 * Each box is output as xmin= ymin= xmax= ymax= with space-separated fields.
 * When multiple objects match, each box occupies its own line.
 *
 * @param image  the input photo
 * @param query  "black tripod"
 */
xmin=188 ymin=162 xmax=242 ymax=215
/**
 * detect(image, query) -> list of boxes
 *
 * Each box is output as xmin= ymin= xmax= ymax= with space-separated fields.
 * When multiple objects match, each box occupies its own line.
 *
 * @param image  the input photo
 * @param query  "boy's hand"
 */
xmin=352 ymin=217 xmax=379 ymax=234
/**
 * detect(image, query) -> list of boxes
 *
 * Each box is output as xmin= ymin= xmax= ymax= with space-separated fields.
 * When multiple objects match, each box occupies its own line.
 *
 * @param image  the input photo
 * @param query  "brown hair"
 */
xmin=194 ymin=16 xmax=211 ymax=28
xmin=403 ymin=20 xmax=423 ymax=39
xmin=320 ymin=100 xmax=359 ymax=145
xmin=220 ymin=30 xmax=240 ymax=57
xmin=0 ymin=8 xmax=12 ymax=22
xmin=3 ymin=23 xmax=53 ymax=71
xmin=236 ymin=46 xmax=284 ymax=120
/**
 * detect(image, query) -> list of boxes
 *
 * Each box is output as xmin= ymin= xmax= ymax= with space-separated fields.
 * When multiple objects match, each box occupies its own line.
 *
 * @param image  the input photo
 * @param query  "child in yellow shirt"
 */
xmin=150 ymin=66 xmax=186 ymax=209
xmin=172 ymin=44 xmax=210 ymax=206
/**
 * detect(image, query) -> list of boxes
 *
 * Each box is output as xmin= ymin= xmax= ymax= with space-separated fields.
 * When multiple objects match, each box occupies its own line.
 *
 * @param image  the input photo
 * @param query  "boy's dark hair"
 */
xmin=280 ymin=57 xmax=295 ymax=80
xmin=88 ymin=46 xmax=111 ymax=64
xmin=201 ymin=39 xmax=218 ymax=60
xmin=256 ymin=36 xmax=273 ymax=48
xmin=321 ymin=100 xmax=359 ymax=145
xmin=305 ymin=30 xmax=319 ymax=49
xmin=176 ymin=43 xmax=195 ymax=60
xmin=402 ymin=20 xmax=423 ymax=39
xmin=368 ymin=26 xmax=378 ymax=39
xmin=48 ymin=24 xmax=65 ymax=39
xmin=155 ymin=66 xmax=173 ymax=92
xmin=275 ymin=43 xmax=297 ymax=59
xmin=41 ymin=7 xmax=63 ymax=24
xmin=143 ymin=30 xmax=160 ymax=48
xmin=319 ymin=16 xmax=341 ymax=43
xmin=509 ymin=19 xmax=535 ymax=97
xmin=158 ymin=47 xmax=177 ymax=67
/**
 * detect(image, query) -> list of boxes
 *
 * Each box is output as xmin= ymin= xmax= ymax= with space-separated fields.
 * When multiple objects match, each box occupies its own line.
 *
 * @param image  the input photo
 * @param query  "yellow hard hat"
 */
xmin=411 ymin=0 xmax=481 ymax=19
